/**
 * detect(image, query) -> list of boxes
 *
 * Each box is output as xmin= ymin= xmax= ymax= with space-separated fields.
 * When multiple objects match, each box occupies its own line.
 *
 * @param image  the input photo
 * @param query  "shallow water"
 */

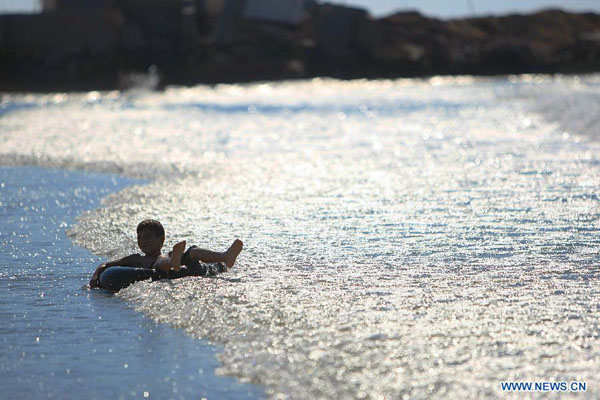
xmin=0 ymin=166 xmax=265 ymax=399
xmin=1 ymin=75 xmax=599 ymax=398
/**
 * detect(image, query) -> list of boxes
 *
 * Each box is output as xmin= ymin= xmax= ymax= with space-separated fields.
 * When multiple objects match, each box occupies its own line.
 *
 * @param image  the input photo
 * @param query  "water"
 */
xmin=0 ymin=166 xmax=265 ymax=399
xmin=1 ymin=75 xmax=599 ymax=398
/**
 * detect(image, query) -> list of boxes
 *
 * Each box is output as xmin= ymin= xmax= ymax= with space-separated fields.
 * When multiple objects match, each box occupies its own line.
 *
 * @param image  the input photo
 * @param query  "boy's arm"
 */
xmin=152 ymin=256 xmax=177 ymax=272
xmin=88 ymin=255 xmax=140 ymax=288
xmin=88 ymin=262 xmax=114 ymax=289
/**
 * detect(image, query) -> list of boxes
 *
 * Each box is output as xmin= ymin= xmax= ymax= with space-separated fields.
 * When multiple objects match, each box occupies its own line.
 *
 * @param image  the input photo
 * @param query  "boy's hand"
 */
xmin=89 ymin=278 xmax=99 ymax=289
xmin=89 ymin=263 xmax=107 ymax=289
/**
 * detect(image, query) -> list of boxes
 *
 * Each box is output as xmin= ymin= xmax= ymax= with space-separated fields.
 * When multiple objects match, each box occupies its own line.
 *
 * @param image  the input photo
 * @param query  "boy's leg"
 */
xmin=154 ymin=241 xmax=186 ymax=272
xmin=188 ymin=239 xmax=243 ymax=268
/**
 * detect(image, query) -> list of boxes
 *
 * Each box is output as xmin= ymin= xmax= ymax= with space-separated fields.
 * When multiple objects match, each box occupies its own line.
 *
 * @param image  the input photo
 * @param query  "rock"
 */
xmin=212 ymin=0 xmax=247 ymax=44
xmin=120 ymin=22 xmax=146 ymax=48
xmin=2 ymin=4 xmax=600 ymax=91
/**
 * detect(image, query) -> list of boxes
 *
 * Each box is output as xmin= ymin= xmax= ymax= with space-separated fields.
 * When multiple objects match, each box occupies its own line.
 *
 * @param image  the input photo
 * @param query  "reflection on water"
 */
xmin=1 ymin=76 xmax=600 ymax=398
xmin=0 ymin=166 xmax=265 ymax=400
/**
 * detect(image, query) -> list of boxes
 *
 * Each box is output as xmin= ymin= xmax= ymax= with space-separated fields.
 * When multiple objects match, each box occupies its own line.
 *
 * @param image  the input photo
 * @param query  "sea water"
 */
xmin=1 ymin=75 xmax=599 ymax=399
xmin=0 ymin=166 xmax=265 ymax=399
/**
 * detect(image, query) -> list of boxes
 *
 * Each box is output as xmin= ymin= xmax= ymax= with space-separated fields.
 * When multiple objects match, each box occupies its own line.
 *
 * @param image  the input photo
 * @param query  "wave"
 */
xmin=2 ymin=76 xmax=600 ymax=399
xmin=510 ymin=74 xmax=600 ymax=140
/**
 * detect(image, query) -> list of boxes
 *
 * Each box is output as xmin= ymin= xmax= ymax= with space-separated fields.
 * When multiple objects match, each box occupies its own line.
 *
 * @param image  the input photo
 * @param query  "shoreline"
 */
xmin=0 ymin=70 xmax=596 ymax=96
xmin=0 ymin=164 xmax=266 ymax=399
xmin=2 ymin=67 xmax=599 ymax=95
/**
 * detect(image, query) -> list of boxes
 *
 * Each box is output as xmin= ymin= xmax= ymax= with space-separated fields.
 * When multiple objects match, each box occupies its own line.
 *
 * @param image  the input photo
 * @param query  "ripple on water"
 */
xmin=2 ymin=77 xmax=600 ymax=398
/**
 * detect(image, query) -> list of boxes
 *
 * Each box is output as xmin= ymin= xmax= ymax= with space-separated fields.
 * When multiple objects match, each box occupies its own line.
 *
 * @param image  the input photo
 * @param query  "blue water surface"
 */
xmin=0 ymin=166 xmax=265 ymax=400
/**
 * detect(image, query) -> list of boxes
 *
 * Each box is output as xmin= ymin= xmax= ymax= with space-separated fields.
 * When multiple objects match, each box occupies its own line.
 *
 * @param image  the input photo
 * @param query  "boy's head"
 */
xmin=136 ymin=219 xmax=165 ymax=256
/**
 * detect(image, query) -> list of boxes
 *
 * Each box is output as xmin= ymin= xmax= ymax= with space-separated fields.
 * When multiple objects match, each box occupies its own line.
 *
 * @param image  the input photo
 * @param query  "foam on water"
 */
xmin=1 ymin=76 xmax=599 ymax=398
xmin=0 ymin=166 xmax=265 ymax=399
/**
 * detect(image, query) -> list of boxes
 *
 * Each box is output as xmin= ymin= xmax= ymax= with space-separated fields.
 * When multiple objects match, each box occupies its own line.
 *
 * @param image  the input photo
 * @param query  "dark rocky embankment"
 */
xmin=2 ymin=4 xmax=600 ymax=92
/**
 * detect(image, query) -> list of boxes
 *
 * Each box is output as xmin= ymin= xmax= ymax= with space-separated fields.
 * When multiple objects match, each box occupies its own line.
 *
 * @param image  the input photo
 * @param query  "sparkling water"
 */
xmin=1 ymin=75 xmax=599 ymax=399
xmin=0 ymin=166 xmax=265 ymax=399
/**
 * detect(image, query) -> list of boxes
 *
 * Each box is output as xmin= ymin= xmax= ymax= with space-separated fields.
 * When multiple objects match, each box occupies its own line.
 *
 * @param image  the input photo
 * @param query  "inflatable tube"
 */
xmin=98 ymin=262 xmax=228 ymax=291
xmin=99 ymin=266 xmax=165 ymax=291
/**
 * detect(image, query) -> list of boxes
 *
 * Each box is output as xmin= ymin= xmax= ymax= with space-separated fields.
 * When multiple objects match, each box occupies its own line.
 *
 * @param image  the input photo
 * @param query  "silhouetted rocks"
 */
xmin=1 ymin=3 xmax=600 ymax=92
xmin=372 ymin=9 xmax=600 ymax=77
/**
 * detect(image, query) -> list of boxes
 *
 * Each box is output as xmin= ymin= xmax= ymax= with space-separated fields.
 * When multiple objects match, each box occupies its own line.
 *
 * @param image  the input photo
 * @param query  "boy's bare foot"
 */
xmin=224 ymin=239 xmax=243 ymax=268
xmin=171 ymin=240 xmax=186 ymax=271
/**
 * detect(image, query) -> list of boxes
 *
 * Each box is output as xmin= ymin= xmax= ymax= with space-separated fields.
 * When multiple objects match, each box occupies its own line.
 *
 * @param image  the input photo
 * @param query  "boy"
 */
xmin=89 ymin=219 xmax=243 ymax=288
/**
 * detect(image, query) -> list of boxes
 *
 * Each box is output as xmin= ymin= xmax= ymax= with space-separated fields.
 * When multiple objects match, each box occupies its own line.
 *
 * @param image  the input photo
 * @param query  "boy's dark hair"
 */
xmin=136 ymin=219 xmax=165 ymax=238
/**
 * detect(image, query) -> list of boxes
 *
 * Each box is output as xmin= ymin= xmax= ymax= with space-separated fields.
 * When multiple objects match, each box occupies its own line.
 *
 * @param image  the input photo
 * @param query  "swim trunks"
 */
xmin=167 ymin=245 xmax=227 ymax=278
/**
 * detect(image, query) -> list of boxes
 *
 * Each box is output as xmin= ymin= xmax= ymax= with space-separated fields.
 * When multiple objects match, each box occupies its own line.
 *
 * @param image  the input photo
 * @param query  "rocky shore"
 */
xmin=2 ymin=4 xmax=600 ymax=92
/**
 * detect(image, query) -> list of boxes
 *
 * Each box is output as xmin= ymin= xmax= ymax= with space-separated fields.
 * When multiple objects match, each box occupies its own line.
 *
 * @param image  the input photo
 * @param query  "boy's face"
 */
xmin=137 ymin=229 xmax=164 ymax=256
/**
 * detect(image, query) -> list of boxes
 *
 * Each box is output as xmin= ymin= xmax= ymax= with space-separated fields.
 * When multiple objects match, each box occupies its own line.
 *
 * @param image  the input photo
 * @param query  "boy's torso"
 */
xmin=120 ymin=253 xmax=159 ymax=269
